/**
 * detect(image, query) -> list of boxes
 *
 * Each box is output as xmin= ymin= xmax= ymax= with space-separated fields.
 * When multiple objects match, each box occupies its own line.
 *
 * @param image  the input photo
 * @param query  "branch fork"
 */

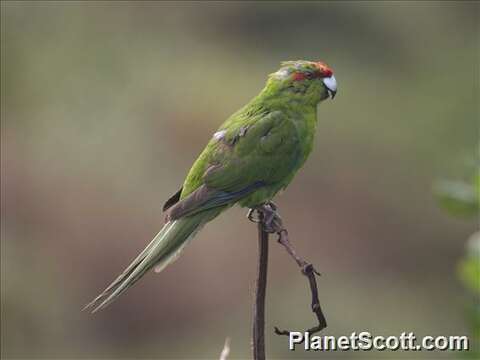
xmin=248 ymin=202 xmax=327 ymax=359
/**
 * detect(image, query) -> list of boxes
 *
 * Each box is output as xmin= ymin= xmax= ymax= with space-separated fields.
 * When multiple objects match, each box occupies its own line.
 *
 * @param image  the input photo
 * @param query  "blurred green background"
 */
xmin=1 ymin=1 xmax=478 ymax=359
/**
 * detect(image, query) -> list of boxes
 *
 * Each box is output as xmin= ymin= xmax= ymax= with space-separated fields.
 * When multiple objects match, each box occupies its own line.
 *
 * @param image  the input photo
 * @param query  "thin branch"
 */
xmin=274 ymin=229 xmax=327 ymax=336
xmin=248 ymin=202 xmax=327 ymax=359
xmin=252 ymin=216 xmax=268 ymax=360
xmin=219 ymin=337 xmax=231 ymax=360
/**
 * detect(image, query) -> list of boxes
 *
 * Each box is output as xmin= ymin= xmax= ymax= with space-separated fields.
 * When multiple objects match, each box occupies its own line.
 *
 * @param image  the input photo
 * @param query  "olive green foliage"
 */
xmin=435 ymin=152 xmax=479 ymax=357
xmin=434 ymin=157 xmax=480 ymax=217
xmin=459 ymin=233 xmax=480 ymax=358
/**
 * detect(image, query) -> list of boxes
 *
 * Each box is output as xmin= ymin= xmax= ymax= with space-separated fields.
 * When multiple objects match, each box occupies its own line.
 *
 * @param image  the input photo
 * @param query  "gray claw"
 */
xmin=247 ymin=208 xmax=261 ymax=223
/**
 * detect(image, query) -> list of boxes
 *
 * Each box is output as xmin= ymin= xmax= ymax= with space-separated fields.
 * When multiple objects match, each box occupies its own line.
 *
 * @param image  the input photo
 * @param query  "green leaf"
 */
xmin=458 ymin=233 xmax=480 ymax=295
xmin=434 ymin=179 xmax=479 ymax=217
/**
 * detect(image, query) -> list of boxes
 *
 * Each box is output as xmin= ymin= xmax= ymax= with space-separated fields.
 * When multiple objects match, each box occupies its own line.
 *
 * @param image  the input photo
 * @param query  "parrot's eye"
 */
xmin=305 ymin=72 xmax=314 ymax=79
xmin=292 ymin=71 xmax=316 ymax=81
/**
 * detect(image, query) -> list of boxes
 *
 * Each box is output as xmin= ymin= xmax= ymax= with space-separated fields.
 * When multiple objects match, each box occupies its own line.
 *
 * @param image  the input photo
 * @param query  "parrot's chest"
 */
xmin=290 ymin=110 xmax=317 ymax=167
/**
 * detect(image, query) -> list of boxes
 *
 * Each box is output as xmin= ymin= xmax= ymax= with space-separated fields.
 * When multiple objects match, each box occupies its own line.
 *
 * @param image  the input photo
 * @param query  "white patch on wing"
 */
xmin=213 ymin=129 xmax=227 ymax=141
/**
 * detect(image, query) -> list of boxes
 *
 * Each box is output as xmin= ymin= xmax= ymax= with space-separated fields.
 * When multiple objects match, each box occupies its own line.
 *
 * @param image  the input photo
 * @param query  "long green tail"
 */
xmin=83 ymin=209 xmax=221 ymax=313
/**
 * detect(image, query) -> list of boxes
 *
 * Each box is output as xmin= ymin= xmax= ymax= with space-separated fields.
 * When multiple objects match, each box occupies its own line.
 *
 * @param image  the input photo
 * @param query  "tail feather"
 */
xmin=83 ymin=222 xmax=174 ymax=311
xmin=154 ymin=226 xmax=201 ymax=273
xmin=84 ymin=211 xmax=215 ymax=313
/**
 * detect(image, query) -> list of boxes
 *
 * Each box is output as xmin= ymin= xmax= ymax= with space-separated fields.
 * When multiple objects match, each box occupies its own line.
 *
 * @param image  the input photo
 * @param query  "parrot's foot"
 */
xmin=247 ymin=201 xmax=283 ymax=233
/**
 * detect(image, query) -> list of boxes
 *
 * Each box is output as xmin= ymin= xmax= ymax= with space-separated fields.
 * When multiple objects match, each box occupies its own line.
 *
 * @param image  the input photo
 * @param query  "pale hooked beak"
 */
xmin=323 ymin=75 xmax=337 ymax=99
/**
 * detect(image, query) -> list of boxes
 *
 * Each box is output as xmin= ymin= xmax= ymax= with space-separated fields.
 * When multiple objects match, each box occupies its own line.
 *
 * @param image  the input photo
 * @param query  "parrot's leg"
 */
xmin=247 ymin=202 xmax=282 ymax=233
xmin=265 ymin=200 xmax=277 ymax=211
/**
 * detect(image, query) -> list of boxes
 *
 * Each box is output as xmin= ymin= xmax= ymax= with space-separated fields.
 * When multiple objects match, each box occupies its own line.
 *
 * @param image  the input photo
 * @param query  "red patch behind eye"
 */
xmin=315 ymin=62 xmax=333 ymax=77
xmin=292 ymin=72 xmax=306 ymax=81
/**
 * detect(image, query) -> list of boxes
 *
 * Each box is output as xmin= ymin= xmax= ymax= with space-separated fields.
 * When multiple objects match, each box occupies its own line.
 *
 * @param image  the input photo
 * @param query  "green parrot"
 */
xmin=85 ymin=60 xmax=337 ymax=313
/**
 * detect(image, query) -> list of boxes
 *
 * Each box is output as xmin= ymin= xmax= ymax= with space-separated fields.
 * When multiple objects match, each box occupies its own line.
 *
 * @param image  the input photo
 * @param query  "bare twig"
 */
xmin=219 ymin=337 xmax=231 ymax=360
xmin=248 ymin=202 xmax=327 ymax=359
xmin=252 ymin=213 xmax=268 ymax=360
xmin=274 ymin=229 xmax=327 ymax=336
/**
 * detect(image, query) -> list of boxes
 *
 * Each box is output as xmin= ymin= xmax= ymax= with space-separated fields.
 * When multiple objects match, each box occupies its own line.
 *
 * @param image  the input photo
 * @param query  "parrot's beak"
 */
xmin=323 ymin=75 xmax=337 ymax=99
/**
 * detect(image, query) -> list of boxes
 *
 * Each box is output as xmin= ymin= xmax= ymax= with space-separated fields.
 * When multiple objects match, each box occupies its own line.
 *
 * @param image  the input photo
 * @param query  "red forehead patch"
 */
xmin=315 ymin=62 xmax=333 ymax=77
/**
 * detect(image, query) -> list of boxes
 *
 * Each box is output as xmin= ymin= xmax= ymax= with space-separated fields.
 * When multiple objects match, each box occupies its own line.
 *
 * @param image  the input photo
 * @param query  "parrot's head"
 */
xmin=268 ymin=60 xmax=337 ymax=104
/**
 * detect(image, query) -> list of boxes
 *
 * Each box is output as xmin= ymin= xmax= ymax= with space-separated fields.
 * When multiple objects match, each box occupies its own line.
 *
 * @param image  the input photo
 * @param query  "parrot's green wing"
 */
xmin=165 ymin=110 xmax=303 ymax=219
xmin=204 ymin=110 xmax=302 ymax=190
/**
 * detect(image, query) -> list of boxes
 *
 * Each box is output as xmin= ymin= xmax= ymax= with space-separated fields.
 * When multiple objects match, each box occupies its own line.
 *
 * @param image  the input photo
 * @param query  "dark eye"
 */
xmin=305 ymin=72 xmax=314 ymax=79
